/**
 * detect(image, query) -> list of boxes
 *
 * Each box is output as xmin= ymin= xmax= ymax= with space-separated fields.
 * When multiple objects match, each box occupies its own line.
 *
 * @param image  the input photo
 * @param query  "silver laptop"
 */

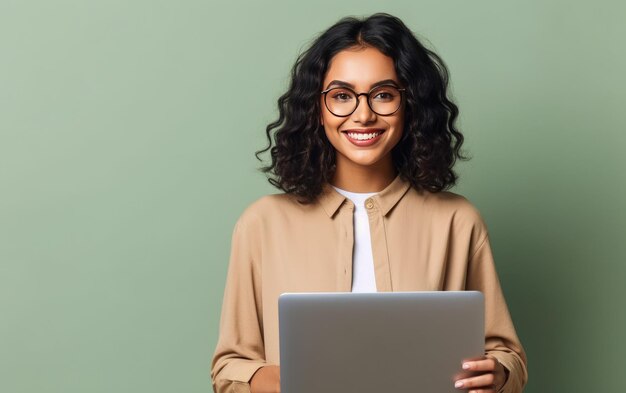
xmin=278 ymin=291 xmax=484 ymax=393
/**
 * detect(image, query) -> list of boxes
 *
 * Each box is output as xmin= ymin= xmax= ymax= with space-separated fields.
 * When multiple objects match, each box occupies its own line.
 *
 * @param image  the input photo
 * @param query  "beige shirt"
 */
xmin=211 ymin=174 xmax=528 ymax=393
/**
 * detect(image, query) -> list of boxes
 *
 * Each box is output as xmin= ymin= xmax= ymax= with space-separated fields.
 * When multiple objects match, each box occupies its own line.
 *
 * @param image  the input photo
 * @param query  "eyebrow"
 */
xmin=324 ymin=79 xmax=400 ymax=90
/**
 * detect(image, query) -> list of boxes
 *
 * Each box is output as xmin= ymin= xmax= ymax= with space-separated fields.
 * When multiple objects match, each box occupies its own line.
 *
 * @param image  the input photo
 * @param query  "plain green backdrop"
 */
xmin=1 ymin=1 xmax=624 ymax=392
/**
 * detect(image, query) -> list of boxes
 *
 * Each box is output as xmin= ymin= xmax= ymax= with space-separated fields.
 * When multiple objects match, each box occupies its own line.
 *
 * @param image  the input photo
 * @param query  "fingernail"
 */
xmin=455 ymin=381 xmax=464 ymax=388
xmin=462 ymin=363 xmax=470 ymax=370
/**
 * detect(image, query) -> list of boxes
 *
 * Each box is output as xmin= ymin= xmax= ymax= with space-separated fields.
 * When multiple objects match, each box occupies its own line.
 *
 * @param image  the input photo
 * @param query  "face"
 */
xmin=320 ymin=46 xmax=404 ymax=173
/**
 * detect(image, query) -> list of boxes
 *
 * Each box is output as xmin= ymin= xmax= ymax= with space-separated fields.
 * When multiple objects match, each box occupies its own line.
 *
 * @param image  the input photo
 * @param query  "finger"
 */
xmin=454 ymin=372 xmax=495 ymax=389
xmin=462 ymin=357 xmax=497 ymax=372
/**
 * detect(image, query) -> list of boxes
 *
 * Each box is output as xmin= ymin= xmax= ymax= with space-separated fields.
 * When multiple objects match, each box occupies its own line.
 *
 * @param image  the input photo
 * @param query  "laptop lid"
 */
xmin=278 ymin=291 xmax=484 ymax=393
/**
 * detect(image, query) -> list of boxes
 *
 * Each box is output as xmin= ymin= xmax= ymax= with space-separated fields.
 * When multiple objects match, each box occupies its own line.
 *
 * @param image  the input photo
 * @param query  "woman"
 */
xmin=211 ymin=13 xmax=527 ymax=393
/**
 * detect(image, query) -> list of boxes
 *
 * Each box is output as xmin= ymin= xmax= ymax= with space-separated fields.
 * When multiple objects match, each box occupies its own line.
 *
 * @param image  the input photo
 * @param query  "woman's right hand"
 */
xmin=250 ymin=365 xmax=281 ymax=393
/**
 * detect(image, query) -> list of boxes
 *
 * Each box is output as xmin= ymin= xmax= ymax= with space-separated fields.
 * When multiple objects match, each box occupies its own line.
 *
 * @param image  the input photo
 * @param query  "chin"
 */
xmin=344 ymin=155 xmax=386 ymax=168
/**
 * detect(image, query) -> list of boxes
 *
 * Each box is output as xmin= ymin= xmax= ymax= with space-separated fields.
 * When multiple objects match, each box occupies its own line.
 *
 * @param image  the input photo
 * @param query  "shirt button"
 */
xmin=365 ymin=199 xmax=374 ymax=209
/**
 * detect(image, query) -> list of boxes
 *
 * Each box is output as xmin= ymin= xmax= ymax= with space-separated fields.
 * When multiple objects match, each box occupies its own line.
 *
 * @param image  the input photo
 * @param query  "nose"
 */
xmin=351 ymin=94 xmax=377 ymax=123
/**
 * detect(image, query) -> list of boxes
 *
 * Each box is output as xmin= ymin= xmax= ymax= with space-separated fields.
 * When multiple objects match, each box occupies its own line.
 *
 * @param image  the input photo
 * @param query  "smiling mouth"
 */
xmin=340 ymin=129 xmax=386 ymax=147
xmin=342 ymin=129 xmax=385 ymax=141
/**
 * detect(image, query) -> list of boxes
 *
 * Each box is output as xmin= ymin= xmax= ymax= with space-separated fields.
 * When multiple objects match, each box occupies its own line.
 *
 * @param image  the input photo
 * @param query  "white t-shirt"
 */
xmin=331 ymin=185 xmax=378 ymax=293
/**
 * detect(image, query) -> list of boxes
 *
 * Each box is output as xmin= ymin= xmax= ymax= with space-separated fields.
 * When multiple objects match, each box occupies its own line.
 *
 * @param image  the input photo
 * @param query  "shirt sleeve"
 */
xmin=466 ymin=234 xmax=528 ymax=393
xmin=211 ymin=216 xmax=267 ymax=393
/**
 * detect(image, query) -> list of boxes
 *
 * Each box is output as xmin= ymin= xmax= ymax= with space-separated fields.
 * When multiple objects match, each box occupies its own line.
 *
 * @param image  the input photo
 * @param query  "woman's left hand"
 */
xmin=453 ymin=355 xmax=507 ymax=392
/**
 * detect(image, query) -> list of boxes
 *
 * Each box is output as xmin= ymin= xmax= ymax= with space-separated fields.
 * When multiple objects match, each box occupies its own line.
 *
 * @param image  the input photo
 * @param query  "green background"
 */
xmin=1 ymin=1 xmax=624 ymax=392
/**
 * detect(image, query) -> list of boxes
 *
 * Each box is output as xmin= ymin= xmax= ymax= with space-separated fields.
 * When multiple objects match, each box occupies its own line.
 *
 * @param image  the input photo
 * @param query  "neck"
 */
xmin=331 ymin=157 xmax=397 ymax=193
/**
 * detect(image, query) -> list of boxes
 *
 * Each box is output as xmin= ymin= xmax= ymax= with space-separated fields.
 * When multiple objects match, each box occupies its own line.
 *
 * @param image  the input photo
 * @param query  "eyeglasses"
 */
xmin=320 ymin=84 xmax=406 ymax=117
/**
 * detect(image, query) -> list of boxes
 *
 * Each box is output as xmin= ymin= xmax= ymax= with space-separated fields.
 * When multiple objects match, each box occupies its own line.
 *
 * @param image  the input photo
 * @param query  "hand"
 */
xmin=250 ymin=365 xmax=280 ymax=393
xmin=453 ymin=355 xmax=507 ymax=392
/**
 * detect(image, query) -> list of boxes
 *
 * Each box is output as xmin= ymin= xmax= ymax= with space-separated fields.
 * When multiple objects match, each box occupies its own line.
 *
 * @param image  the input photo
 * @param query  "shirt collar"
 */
xmin=317 ymin=173 xmax=412 ymax=218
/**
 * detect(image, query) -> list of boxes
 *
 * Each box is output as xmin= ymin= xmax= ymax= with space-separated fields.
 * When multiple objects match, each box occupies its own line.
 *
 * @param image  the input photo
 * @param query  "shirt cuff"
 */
xmin=487 ymin=351 xmax=526 ymax=393
xmin=212 ymin=360 xmax=267 ymax=393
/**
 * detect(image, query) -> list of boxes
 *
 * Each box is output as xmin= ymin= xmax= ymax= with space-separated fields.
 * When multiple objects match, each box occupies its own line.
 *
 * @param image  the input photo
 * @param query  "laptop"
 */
xmin=278 ymin=291 xmax=484 ymax=393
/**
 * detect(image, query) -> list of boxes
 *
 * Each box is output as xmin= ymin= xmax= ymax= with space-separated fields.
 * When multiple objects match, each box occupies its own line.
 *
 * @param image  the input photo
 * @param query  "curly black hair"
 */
xmin=255 ymin=12 xmax=467 ymax=204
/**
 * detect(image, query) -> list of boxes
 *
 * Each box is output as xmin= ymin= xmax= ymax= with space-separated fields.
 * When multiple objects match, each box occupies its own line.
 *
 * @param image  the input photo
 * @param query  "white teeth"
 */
xmin=346 ymin=131 xmax=382 ymax=140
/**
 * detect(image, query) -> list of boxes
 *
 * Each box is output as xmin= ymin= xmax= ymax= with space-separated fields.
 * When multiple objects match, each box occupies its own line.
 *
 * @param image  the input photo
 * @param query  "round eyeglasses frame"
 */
xmin=320 ymin=84 xmax=406 ymax=117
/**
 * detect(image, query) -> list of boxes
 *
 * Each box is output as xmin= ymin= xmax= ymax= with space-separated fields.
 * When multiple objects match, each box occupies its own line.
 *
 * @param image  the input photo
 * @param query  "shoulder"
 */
xmin=406 ymin=187 xmax=489 ymax=240
xmin=234 ymin=192 xmax=317 ymax=231
xmin=425 ymin=190 xmax=484 ymax=223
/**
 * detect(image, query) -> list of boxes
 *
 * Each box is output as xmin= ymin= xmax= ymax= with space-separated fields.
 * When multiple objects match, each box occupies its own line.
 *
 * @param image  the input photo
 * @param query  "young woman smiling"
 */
xmin=211 ymin=13 xmax=528 ymax=393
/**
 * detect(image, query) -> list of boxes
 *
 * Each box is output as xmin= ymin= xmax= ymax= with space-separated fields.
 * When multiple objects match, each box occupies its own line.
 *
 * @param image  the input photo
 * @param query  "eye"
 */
xmin=330 ymin=90 xmax=354 ymax=102
xmin=374 ymin=92 xmax=393 ymax=100
xmin=371 ymin=87 xmax=399 ymax=102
